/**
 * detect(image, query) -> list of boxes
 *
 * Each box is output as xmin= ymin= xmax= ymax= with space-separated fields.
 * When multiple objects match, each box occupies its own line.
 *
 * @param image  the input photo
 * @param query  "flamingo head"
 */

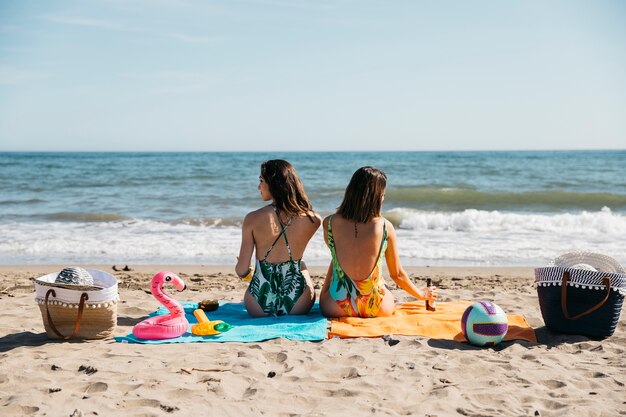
xmin=152 ymin=271 xmax=187 ymax=292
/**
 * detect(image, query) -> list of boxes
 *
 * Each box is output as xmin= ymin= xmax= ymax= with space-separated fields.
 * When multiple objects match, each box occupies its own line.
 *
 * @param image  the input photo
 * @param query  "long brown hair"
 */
xmin=261 ymin=159 xmax=314 ymax=221
xmin=337 ymin=166 xmax=387 ymax=223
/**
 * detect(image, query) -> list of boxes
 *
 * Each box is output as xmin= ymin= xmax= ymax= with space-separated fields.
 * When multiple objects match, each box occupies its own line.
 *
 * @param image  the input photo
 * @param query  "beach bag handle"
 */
xmin=561 ymin=271 xmax=611 ymax=320
xmin=44 ymin=289 xmax=89 ymax=339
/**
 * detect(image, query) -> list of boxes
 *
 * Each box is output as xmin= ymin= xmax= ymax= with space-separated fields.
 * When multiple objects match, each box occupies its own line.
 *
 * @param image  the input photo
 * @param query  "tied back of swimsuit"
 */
xmin=328 ymin=215 xmax=388 ymax=317
xmin=248 ymin=209 xmax=308 ymax=316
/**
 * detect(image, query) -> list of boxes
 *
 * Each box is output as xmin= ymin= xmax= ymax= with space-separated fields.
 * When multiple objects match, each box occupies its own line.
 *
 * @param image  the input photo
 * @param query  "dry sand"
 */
xmin=0 ymin=265 xmax=624 ymax=417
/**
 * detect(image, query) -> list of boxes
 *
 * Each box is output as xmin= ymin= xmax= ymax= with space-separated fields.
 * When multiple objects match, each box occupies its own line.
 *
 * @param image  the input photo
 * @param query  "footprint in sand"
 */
xmin=85 ymin=382 xmax=108 ymax=394
xmin=540 ymin=399 xmax=568 ymax=410
xmin=2 ymin=405 xmax=39 ymax=415
xmin=345 ymin=354 xmax=366 ymax=364
xmin=263 ymin=351 xmax=288 ymax=363
xmin=540 ymin=380 xmax=566 ymax=389
xmin=122 ymin=398 xmax=161 ymax=408
xmin=326 ymin=388 xmax=356 ymax=397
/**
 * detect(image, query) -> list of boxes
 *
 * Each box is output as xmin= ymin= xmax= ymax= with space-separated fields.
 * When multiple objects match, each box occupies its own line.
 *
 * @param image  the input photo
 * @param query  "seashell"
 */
xmin=55 ymin=267 xmax=94 ymax=286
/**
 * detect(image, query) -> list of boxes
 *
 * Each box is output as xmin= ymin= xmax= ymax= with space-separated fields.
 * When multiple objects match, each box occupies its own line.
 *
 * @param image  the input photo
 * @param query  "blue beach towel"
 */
xmin=114 ymin=301 xmax=328 ymax=344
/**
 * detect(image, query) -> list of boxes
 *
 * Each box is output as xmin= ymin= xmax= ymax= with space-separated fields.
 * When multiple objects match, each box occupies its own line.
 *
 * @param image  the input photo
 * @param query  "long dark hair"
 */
xmin=337 ymin=166 xmax=387 ymax=223
xmin=261 ymin=159 xmax=314 ymax=221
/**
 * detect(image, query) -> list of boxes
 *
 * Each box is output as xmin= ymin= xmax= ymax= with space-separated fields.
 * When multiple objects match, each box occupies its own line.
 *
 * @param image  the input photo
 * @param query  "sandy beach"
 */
xmin=1 ymin=265 xmax=624 ymax=417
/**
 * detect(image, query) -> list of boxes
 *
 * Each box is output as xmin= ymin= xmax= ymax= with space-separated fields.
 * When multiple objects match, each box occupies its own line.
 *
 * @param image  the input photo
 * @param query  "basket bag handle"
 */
xmin=561 ymin=271 xmax=611 ymax=320
xmin=44 ymin=289 xmax=89 ymax=339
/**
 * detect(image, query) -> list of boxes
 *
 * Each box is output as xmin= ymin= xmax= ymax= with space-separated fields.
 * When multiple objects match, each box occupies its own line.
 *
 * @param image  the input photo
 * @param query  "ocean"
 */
xmin=1 ymin=151 xmax=625 ymax=266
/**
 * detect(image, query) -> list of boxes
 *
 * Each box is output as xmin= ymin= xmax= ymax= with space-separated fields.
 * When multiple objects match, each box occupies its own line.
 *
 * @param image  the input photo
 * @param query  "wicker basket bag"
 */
xmin=35 ymin=269 xmax=119 ymax=340
xmin=535 ymin=252 xmax=626 ymax=338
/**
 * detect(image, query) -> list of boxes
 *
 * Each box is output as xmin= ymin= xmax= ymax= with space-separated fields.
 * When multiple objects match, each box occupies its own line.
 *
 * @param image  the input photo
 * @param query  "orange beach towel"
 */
xmin=328 ymin=301 xmax=537 ymax=343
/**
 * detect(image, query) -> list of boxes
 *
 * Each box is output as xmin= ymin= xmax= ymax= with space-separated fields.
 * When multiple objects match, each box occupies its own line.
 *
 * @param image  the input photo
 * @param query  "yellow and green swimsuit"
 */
xmin=328 ymin=215 xmax=388 ymax=317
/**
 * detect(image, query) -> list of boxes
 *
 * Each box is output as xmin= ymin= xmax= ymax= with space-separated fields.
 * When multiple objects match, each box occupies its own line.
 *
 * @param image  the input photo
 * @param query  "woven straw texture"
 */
xmin=34 ymin=269 xmax=119 ymax=340
xmin=38 ymin=302 xmax=117 ymax=340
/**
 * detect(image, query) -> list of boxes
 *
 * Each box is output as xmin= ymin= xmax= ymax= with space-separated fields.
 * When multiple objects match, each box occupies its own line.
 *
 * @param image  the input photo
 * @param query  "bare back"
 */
xmin=250 ymin=205 xmax=321 ymax=263
xmin=324 ymin=214 xmax=387 ymax=280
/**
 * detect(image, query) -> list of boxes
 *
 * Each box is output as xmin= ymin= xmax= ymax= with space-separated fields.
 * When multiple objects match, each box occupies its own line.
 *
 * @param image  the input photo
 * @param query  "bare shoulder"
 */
xmin=244 ymin=205 xmax=273 ymax=225
xmin=322 ymin=215 xmax=330 ymax=228
xmin=307 ymin=211 xmax=322 ymax=226
xmin=383 ymin=218 xmax=397 ymax=235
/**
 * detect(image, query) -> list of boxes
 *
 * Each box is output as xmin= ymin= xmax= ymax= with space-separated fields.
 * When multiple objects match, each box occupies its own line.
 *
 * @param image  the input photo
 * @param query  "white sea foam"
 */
xmin=390 ymin=206 xmax=626 ymax=234
xmin=1 ymin=208 xmax=625 ymax=266
xmin=389 ymin=207 xmax=626 ymax=265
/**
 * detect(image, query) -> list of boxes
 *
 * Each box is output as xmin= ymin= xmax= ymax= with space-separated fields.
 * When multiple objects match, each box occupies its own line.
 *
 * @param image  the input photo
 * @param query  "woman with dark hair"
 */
xmin=320 ymin=166 xmax=437 ymax=318
xmin=236 ymin=159 xmax=321 ymax=317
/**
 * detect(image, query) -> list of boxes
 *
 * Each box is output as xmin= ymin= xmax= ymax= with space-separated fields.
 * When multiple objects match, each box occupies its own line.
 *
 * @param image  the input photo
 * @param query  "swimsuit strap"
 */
xmin=262 ymin=207 xmax=294 ymax=262
xmin=327 ymin=215 xmax=338 ymax=263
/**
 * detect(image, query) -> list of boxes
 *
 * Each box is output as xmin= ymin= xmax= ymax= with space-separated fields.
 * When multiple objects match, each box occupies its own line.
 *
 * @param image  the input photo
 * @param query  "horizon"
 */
xmin=1 ymin=1 xmax=625 ymax=152
xmin=1 ymin=148 xmax=625 ymax=154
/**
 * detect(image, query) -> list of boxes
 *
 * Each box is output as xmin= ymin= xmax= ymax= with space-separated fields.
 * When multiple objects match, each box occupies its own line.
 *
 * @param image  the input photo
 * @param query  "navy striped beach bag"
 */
xmin=535 ymin=252 xmax=626 ymax=339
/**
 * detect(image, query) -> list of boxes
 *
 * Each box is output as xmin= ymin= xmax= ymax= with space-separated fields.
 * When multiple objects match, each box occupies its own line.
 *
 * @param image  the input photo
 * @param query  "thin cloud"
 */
xmin=169 ymin=33 xmax=222 ymax=44
xmin=119 ymin=71 xmax=215 ymax=95
xmin=0 ymin=65 xmax=52 ymax=85
xmin=0 ymin=25 xmax=19 ymax=32
xmin=232 ymin=0 xmax=338 ymax=10
xmin=43 ymin=15 xmax=143 ymax=32
xmin=120 ymin=71 xmax=213 ymax=81
xmin=152 ymin=83 xmax=211 ymax=95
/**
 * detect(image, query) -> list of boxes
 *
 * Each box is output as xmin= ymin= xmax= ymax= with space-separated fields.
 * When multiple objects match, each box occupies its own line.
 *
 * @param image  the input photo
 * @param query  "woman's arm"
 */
xmin=384 ymin=220 xmax=437 ymax=301
xmin=235 ymin=213 xmax=255 ymax=278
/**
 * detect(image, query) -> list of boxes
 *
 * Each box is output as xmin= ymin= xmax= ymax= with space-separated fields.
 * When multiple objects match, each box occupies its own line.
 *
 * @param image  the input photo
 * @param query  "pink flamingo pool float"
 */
xmin=133 ymin=271 xmax=189 ymax=340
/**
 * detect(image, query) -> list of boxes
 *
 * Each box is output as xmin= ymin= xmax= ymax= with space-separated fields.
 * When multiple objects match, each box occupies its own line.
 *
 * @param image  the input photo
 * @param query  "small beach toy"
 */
xmin=132 ymin=272 xmax=189 ymax=340
xmin=461 ymin=301 xmax=508 ymax=346
xmin=191 ymin=309 xmax=232 ymax=336
xmin=55 ymin=267 xmax=94 ymax=286
xmin=239 ymin=265 xmax=254 ymax=281
xmin=198 ymin=299 xmax=220 ymax=312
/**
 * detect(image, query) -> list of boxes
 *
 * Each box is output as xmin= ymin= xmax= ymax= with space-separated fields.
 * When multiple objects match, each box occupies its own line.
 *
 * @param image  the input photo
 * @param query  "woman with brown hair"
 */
xmin=320 ymin=166 xmax=437 ymax=318
xmin=236 ymin=159 xmax=321 ymax=317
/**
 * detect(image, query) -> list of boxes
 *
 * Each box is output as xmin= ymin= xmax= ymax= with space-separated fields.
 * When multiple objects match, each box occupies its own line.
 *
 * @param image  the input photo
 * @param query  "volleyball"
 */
xmin=461 ymin=301 xmax=509 ymax=346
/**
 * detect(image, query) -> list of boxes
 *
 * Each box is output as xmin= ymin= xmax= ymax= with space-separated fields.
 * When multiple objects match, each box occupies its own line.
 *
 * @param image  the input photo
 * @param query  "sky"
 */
xmin=0 ymin=0 xmax=625 ymax=152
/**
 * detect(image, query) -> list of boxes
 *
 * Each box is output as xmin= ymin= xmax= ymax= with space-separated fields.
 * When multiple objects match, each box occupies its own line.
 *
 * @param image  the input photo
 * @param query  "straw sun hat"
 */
xmin=36 ymin=266 xmax=101 ymax=290
xmin=548 ymin=252 xmax=625 ymax=274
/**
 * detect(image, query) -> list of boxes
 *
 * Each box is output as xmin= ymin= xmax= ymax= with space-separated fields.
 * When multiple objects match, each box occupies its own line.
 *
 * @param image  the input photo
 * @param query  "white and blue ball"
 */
xmin=461 ymin=301 xmax=508 ymax=346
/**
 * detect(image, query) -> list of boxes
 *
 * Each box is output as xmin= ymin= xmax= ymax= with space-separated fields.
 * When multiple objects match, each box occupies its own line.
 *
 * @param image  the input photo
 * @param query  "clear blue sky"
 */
xmin=1 ymin=0 xmax=625 ymax=151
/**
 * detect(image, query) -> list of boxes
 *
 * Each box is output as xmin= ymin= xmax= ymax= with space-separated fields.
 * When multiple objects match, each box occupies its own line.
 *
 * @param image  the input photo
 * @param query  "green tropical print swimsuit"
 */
xmin=248 ymin=210 xmax=308 ymax=316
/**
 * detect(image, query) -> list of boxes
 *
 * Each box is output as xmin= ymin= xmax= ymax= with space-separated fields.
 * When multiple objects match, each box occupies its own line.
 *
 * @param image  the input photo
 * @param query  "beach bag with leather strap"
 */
xmin=535 ymin=252 xmax=626 ymax=339
xmin=35 ymin=269 xmax=119 ymax=340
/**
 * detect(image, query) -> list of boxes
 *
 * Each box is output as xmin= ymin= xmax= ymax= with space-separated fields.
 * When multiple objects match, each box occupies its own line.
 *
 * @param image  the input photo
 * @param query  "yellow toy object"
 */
xmin=239 ymin=265 xmax=253 ymax=282
xmin=191 ymin=309 xmax=232 ymax=336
